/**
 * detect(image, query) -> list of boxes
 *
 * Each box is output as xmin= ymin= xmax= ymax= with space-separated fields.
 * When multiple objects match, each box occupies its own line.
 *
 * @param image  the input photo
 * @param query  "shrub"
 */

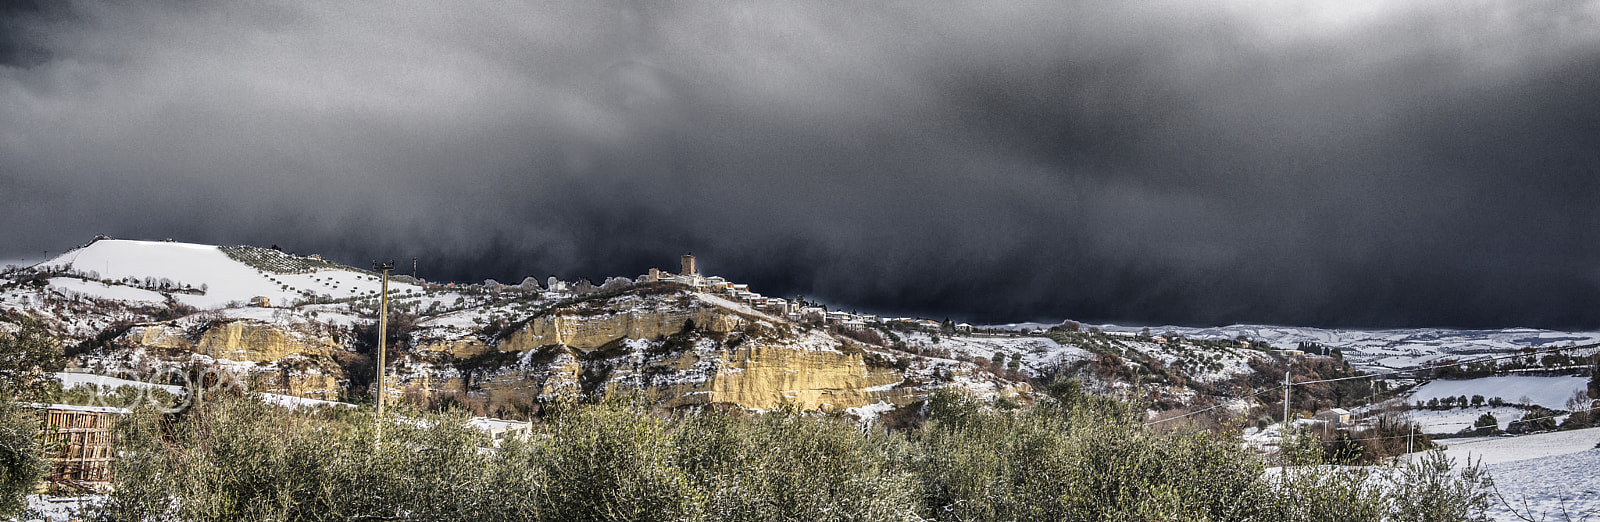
xmin=0 ymin=403 xmax=45 ymax=518
xmin=1468 ymin=413 xmax=1498 ymax=436
xmin=1506 ymin=407 xmax=1559 ymax=434
xmin=91 ymin=386 xmax=1499 ymax=521
xmin=0 ymin=317 xmax=65 ymax=402
xmin=674 ymin=407 xmax=920 ymax=521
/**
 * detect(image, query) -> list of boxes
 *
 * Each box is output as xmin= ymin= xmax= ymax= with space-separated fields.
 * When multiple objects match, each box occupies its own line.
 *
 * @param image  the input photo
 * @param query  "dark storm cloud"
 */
xmin=3 ymin=1 xmax=1600 ymax=328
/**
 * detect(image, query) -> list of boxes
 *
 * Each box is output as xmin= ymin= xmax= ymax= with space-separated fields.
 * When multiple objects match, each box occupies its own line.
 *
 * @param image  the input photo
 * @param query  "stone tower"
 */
xmin=680 ymin=253 xmax=697 ymax=276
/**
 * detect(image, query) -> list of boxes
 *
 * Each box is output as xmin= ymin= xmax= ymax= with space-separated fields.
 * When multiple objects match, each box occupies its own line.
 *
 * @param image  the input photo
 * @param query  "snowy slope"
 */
xmin=1092 ymin=323 xmax=1600 ymax=371
xmin=38 ymin=239 xmax=419 ymax=309
xmin=1427 ymin=427 xmax=1600 ymax=521
xmin=1406 ymin=375 xmax=1589 ymax=411
xmin=48 ymin=277 xmax=167 ymax=304
xmin=1406 ymin=406 xmax=1530 ymax=434
xmin=898 ymin=331 xmax=1091 ymax=377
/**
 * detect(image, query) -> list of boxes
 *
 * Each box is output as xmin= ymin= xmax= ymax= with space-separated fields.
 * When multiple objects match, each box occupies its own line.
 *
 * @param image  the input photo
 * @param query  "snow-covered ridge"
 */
xmin=1086 ymin=323 xmax=1600 ymax=370
xmin=32 ymin=238 xmax=421 ymax=309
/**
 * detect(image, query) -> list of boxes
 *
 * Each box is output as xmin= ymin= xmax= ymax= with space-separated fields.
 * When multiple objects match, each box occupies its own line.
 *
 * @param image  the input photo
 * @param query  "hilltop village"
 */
xmin=489 ymin=253 xmax=967 ymax=336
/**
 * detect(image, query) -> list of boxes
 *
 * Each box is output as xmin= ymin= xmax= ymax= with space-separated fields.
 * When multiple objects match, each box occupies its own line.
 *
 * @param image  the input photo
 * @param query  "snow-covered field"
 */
xmin=1405 ymin=406 xmax=1528 ymax=434
xmin=35 ymin=239 xmax=421 ymax=309
xmin=1406 ymin=375 xmax=1589 ymax=411
xmin=47 ymin=277 xmax=167 ymax=304
xmin=1094 ymin=323 xmax=1600 ymax=371
xmin=1429 ymin=427 xmax=1600 ymax=520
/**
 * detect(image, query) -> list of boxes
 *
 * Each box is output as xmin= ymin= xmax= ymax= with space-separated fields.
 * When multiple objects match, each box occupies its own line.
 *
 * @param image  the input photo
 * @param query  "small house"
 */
xmin=1314 ymin=408 xmax=1351 ymax=427
xmin=248 ymin=296 xmax=271 ymax=307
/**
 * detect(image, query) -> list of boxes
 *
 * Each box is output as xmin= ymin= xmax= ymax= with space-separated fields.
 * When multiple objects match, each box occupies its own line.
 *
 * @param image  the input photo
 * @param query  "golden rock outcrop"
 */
xmin=195 ymin=321 xmax=339 ymax=362
xmin=421 ymin=338 xmax=490 ymax=358
xmin=477 ymin=295 xmax=920 ymax=411
xmin=123 ymin=324 xmax=195 ymax=351
xmin=253 ymin=365 xmax=345 ymax=400
xmin=661 ymin=345 xmax=913 ymax=411
xmin=117 ymin=320 xmax=349 ymax=400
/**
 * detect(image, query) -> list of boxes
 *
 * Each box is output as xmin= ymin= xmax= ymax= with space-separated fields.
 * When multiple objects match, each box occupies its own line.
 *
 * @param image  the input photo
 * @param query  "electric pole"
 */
xmin=1282 ymin=369 xmax=1292 ymax=475
xmin=373 ymin=260 xmax=394 ymax=416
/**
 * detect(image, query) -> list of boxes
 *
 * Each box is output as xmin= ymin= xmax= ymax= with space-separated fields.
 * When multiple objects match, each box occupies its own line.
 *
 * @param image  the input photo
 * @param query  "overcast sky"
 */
xmin=3 ymin=1 xmax=1599 ymax=328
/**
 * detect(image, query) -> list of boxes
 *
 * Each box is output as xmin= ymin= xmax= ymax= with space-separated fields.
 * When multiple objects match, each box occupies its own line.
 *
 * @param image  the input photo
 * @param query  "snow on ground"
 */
xmin=845 ymin=400 xmax=896 ymax=422
xmin=1436 ymin=427 xmax=1600 ymax=466
xmin=1423 ymin=427 xmax=1600 ymax=520
xmin=56 ymin=371 xmax=186 ymax=395
xmin=40 ymin=239 xmax=422 ymax=309
xmin=898 ymin=331 xmax=1090 ymax=376
xmin=1243 ymin=419 xmax=1321 ymax=447
xmin=1096 ymin=323 xmax=1600 ymax=371
xmin=1406 ymin=375 xmax=1589 ymax=411
xmin=43 ymin=239 xmax=283 ymax=308
xmin=1482 ymin=448 xmax=1600 ymax=521
xmin=258 ymin=393 xmax=355 ymax=409
xmin=1406 ymin=406 xmax=1529 ymax=434
xmin=23 ymin=495 xmax=101 ymax=522
xmin=47 ymin=277 xmax=167 ymax=304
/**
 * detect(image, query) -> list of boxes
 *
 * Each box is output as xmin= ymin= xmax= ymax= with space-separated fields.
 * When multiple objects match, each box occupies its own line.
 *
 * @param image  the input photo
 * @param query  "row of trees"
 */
xmin=1416 ymin=394 xmax=1509 ymax=410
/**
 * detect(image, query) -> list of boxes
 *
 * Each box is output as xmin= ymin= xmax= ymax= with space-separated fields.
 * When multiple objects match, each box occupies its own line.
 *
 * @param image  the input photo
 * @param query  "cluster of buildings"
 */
xmin=543 ymin=253 xmax=971 ymax=335
xmin=638 ymin=254 xmax=797 ymax=317
xmin=636 ymin=254 xmax=903 ymax=331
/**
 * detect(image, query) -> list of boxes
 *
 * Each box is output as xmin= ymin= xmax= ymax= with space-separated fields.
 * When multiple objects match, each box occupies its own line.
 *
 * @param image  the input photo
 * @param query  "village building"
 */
xmin=1313 ymin=408 xmax=1352 ymax=427
xmin=680 ymin=253 xmax=697 ymax=276
xmin=572 ymin=279 xmax=597 ymax=295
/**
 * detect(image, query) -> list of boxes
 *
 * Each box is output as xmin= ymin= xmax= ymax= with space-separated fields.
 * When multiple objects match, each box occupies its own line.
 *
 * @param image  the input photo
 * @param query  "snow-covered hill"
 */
xmin=1091 ymin=324 xmax=1600 ymax=371
xmin=32 ymin=238 xmax=420 ymax=309
xmin=1406 ymin=375 xmax=1590 ymax=411
xmin=1429 ymin=427 xmax=1600 ymax=520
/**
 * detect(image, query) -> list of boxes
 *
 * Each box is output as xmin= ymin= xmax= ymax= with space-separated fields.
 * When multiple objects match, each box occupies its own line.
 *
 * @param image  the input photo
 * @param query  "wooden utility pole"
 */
xmin=373 ymin=261 xmax=394 ymax=416
xmin=1282 ymin=369 xmax=1292 ymax=476
xmin=1283 ymin=370 xmax=1292 ymax=435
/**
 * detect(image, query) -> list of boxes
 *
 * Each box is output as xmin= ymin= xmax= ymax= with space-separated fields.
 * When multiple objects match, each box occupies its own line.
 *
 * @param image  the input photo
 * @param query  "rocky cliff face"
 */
xmin=661 ymin=344 xmax=911 ymax=410
xmin=440 ymin=291 xmax=1008 ymax=412
xmin=115 ymin=320 xmax=349 ymax=400
xmin=194 ymin=321 xmax=340 ymax=362
xmin=97 ymin=289 xmax=1022 ymax=414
